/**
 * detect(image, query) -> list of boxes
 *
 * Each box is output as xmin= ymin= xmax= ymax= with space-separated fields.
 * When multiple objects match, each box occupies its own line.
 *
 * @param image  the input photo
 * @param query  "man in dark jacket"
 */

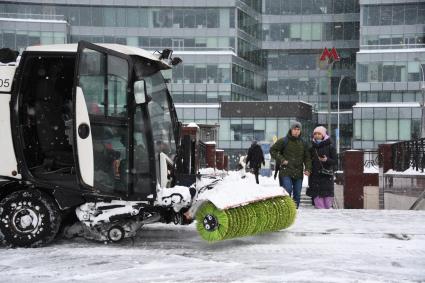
xmin=270 ymin=121 xmax=311 ymax=208
xmin=246 ymin=140 xmax=265 ymax=184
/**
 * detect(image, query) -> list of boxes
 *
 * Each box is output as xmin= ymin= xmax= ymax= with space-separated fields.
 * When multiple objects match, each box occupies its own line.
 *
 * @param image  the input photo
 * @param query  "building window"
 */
xmin=386 ymin=120 xmax=398 ymax=140
xmin=392 ymin=5 xmax=404 ymax=25
xmin=361 ymin=120 xmax=373 ymax=140
xmin=354 ymin=120 xmax=361 ymax=139
xmin=364 ymin=3 xmax=425 ymax=26
xmin=373 ymin=120 xmax=386 ymax=140
xmin=382 ymin=63 xmax=394 ymax=82
xmin=207 ymin=9 xmax=219 ymax=28
xmin=405 ymin=5 xmax=418 ymax=25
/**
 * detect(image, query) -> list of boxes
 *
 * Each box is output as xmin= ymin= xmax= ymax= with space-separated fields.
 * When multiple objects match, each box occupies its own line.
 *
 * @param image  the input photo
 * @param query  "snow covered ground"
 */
xmin=1 ymin=173 xmax=425 ymax=283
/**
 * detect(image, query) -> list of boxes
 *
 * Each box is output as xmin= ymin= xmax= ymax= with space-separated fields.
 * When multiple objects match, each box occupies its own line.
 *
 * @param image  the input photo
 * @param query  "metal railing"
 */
xmin=0 ymin=12 xmax=65 ymax=21
xmin=364 ymin=150 xmax=379 ymax=171
xmin=360 ymin=44 xmax=425 ymax=50
xmin=392 ymin=138 xmax=425 ymax=173
xmin=147 ymin=46 xmax=236 ymax=52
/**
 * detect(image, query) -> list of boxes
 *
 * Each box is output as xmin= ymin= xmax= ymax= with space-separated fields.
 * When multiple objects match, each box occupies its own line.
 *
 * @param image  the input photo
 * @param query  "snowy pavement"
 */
xmin=0 ymin=173 xmax=424 ymax=282
xmin=1 ymin=208 xmax=424 ymax=283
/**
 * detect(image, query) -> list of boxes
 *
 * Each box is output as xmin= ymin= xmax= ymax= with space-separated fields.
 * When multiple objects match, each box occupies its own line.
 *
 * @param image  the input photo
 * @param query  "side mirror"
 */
xmin=134 ymin=80 xmax=146 ymax=104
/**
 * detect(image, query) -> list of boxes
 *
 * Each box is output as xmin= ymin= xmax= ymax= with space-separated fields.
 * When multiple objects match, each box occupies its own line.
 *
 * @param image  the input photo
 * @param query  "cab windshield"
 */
xmin=145 ymin=71 xmax=176 ymax=160
xmin=133 ymin=58 xmax=176 ymax=162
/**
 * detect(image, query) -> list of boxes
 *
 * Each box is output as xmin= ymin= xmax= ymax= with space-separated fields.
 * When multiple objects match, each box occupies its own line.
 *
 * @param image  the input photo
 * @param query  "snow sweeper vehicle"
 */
xmin=0 ymin=42 xmax=296 ymax=247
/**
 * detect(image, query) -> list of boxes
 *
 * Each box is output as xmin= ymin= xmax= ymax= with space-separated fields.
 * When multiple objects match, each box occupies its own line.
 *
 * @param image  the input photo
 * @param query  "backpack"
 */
xmin=273 ymin=136 xmax=288 ymax=177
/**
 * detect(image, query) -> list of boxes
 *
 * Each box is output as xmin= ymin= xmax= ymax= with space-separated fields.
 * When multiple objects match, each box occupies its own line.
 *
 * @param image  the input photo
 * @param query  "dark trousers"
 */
xmin=253 ymin=167 xmax=260 ymax=184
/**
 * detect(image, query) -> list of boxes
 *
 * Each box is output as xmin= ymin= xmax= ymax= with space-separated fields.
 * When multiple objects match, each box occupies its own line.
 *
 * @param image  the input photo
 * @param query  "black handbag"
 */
xmin=315 ymin=149 xmax=334 ymax=177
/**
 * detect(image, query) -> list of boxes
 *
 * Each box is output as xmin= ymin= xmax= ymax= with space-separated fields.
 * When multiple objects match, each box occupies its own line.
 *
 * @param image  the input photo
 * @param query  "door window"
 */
xmin=132 ymin=107 xmax=152 ymax=196
xmin=107 ymin=56 xmax=128 ymax=117
xmin=77 ymin=47 xmax=129 ymax=193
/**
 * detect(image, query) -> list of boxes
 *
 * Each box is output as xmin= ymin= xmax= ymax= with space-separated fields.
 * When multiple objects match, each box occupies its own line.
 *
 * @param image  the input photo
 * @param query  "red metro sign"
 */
xmin=320 ymin=47 xmax=340 ymax=62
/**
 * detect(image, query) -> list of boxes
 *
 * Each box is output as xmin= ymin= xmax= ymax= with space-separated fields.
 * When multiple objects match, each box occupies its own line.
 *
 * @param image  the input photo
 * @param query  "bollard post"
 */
xmin=205 ymin=142 xmax=216 ymax=169
xmin=343 ymin=150 xmax=364 ymax=209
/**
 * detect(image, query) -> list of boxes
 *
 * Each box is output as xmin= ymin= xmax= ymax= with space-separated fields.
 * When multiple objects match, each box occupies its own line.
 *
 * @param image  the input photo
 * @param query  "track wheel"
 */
xmin=107 ymin=226 xmax=125 ymax=242
xmin=0 ymin=190 xmax=62 ymax=247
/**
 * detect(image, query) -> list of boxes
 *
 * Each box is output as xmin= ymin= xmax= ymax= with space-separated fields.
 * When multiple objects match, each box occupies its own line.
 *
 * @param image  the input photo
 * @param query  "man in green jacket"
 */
xmin=270 ymin=121 xmax=312 ymax=208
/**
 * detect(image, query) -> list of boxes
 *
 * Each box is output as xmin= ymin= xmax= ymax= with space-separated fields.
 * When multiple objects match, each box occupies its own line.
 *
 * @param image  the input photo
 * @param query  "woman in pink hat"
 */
xmin=308 ymin=126 xmax=337 ymax=209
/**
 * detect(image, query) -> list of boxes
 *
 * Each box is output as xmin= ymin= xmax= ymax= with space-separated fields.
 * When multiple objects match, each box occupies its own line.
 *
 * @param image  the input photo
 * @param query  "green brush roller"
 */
xmin=196 ymin=196 xmax=296 ymax=242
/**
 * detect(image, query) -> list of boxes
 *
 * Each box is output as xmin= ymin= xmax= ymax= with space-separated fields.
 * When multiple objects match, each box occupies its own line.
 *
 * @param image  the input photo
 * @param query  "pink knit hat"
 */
xmin=313 ymin=126 xmax=327 ymax=138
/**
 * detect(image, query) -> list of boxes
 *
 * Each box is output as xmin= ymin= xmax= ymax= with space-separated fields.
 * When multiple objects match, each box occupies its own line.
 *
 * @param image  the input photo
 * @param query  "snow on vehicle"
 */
xmin=0 ymin=42 xmax=296 ymax=247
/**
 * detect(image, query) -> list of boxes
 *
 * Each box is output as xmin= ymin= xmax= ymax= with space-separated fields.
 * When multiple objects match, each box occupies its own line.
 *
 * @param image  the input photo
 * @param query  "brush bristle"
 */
xmin=196 ymin=196 xmax=297 ymax=242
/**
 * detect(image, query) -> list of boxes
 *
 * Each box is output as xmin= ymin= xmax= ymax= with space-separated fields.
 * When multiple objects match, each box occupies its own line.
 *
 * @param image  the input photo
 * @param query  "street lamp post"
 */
xmin=419 ymin=63 xmax=425 ymax=106
xmin=320 ymin=47 xmax=341 ymax=135
xmin=326 ymin=61 xmax=338 ymax=134
xmin=336 ymin=75 xmax=347 ymax=156
xmin=327 ymin=63 xmax=332 ymax=133
xmin=414 ymin=57 xmax=425 ymax=106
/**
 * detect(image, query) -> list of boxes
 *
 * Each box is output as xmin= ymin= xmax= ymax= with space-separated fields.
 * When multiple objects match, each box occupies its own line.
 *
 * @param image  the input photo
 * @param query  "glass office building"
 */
xmin=263 ymin=0 xmax=360 ymax=150
xmin=0 ymin=12 xmax=68 ymax=50
xmin=355 ymin=0 xmax=425 ymax=149
xmin=0 ymin=1 xmax=265 ymax=102
xmin=352 ymin=103 xmax=423 ymax=149
xmin=2 ymin=1 xmax=424 ymax=159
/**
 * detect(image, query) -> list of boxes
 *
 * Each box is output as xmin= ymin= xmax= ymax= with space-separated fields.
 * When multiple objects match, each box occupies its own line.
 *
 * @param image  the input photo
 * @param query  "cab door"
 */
xmin=73 ymin=41 xmax=132 ymax=195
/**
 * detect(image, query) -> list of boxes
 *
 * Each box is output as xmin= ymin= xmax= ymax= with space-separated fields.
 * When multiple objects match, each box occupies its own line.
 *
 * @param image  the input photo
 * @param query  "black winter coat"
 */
xmin=308 ymin=138 xmax=337 ymax=197
xmin=246 ymin=144 xmax=265 ymax=169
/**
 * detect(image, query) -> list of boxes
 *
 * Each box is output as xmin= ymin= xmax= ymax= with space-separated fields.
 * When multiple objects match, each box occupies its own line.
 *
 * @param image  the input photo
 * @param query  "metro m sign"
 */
xmin=320 ymin=47 xmax=340 ymax=62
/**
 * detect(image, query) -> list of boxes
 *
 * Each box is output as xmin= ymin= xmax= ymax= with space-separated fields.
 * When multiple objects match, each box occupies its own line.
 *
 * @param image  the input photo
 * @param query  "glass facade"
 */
xmin=360 ymin=2 xmax=425 ymax=50
xmin=237 ymin=38 xmax=263 ymax=66
xmin=264 ymin=0 xmax=359 ymax=15
xmin=263 ymin=0 xmax=360 ymax=149
xmin=240 ymin=0 xmax=262 ymax=13
xmin=356 ymin=0 xmax=425 ymax=149
xmin=69 ymin=35 xmax=236 ymax=51
xmin=267 ymin=50 xmax=357 ymax=71
xmin=4 ymin=0 xmax=424 ymax=155
xmin=0 ymin=4 xmax=235 ymax=29
xmin=361 ymin=33 xmax=425 ymax=49
xmin=0 ymin=29 xmax=67 ymax=52
xmin=0 ymin=1 xmax=270 ymax=166
xmin=362 ymin=3 xmax=425 ymax=26
xmin=170 ymin=63 xmax=231 ymax=85
xmin=359 ymin=91 xmax=425 ymax=103
xmin=0 ymin=3 xmax=238 ymax=52
xmin=357 ymin=61 xmax=425 ymax=83
xmin=352 ymin=104 xmax=423 ymax=149
xmin=263 ymin=22 xmax=359 ymax=42
xmin=232 ymin=64 xmax=266 ymax=92
xmin=238 ymin=10 xmax=261 ymax=40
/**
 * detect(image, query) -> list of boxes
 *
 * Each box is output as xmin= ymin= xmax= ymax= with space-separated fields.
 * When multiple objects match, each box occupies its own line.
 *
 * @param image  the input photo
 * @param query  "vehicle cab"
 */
xmin=6 ymin=41 xmax=180 ymax=207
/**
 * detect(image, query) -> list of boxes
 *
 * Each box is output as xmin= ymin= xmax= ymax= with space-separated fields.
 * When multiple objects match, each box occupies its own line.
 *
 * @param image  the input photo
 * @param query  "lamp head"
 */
xmin=171 ymin=57 xmax=182 ymax=66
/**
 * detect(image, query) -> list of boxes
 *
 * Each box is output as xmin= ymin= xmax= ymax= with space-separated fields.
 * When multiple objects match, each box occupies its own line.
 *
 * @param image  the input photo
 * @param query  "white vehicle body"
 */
xmin=0 ymin=63 xmax=21 ymax=179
